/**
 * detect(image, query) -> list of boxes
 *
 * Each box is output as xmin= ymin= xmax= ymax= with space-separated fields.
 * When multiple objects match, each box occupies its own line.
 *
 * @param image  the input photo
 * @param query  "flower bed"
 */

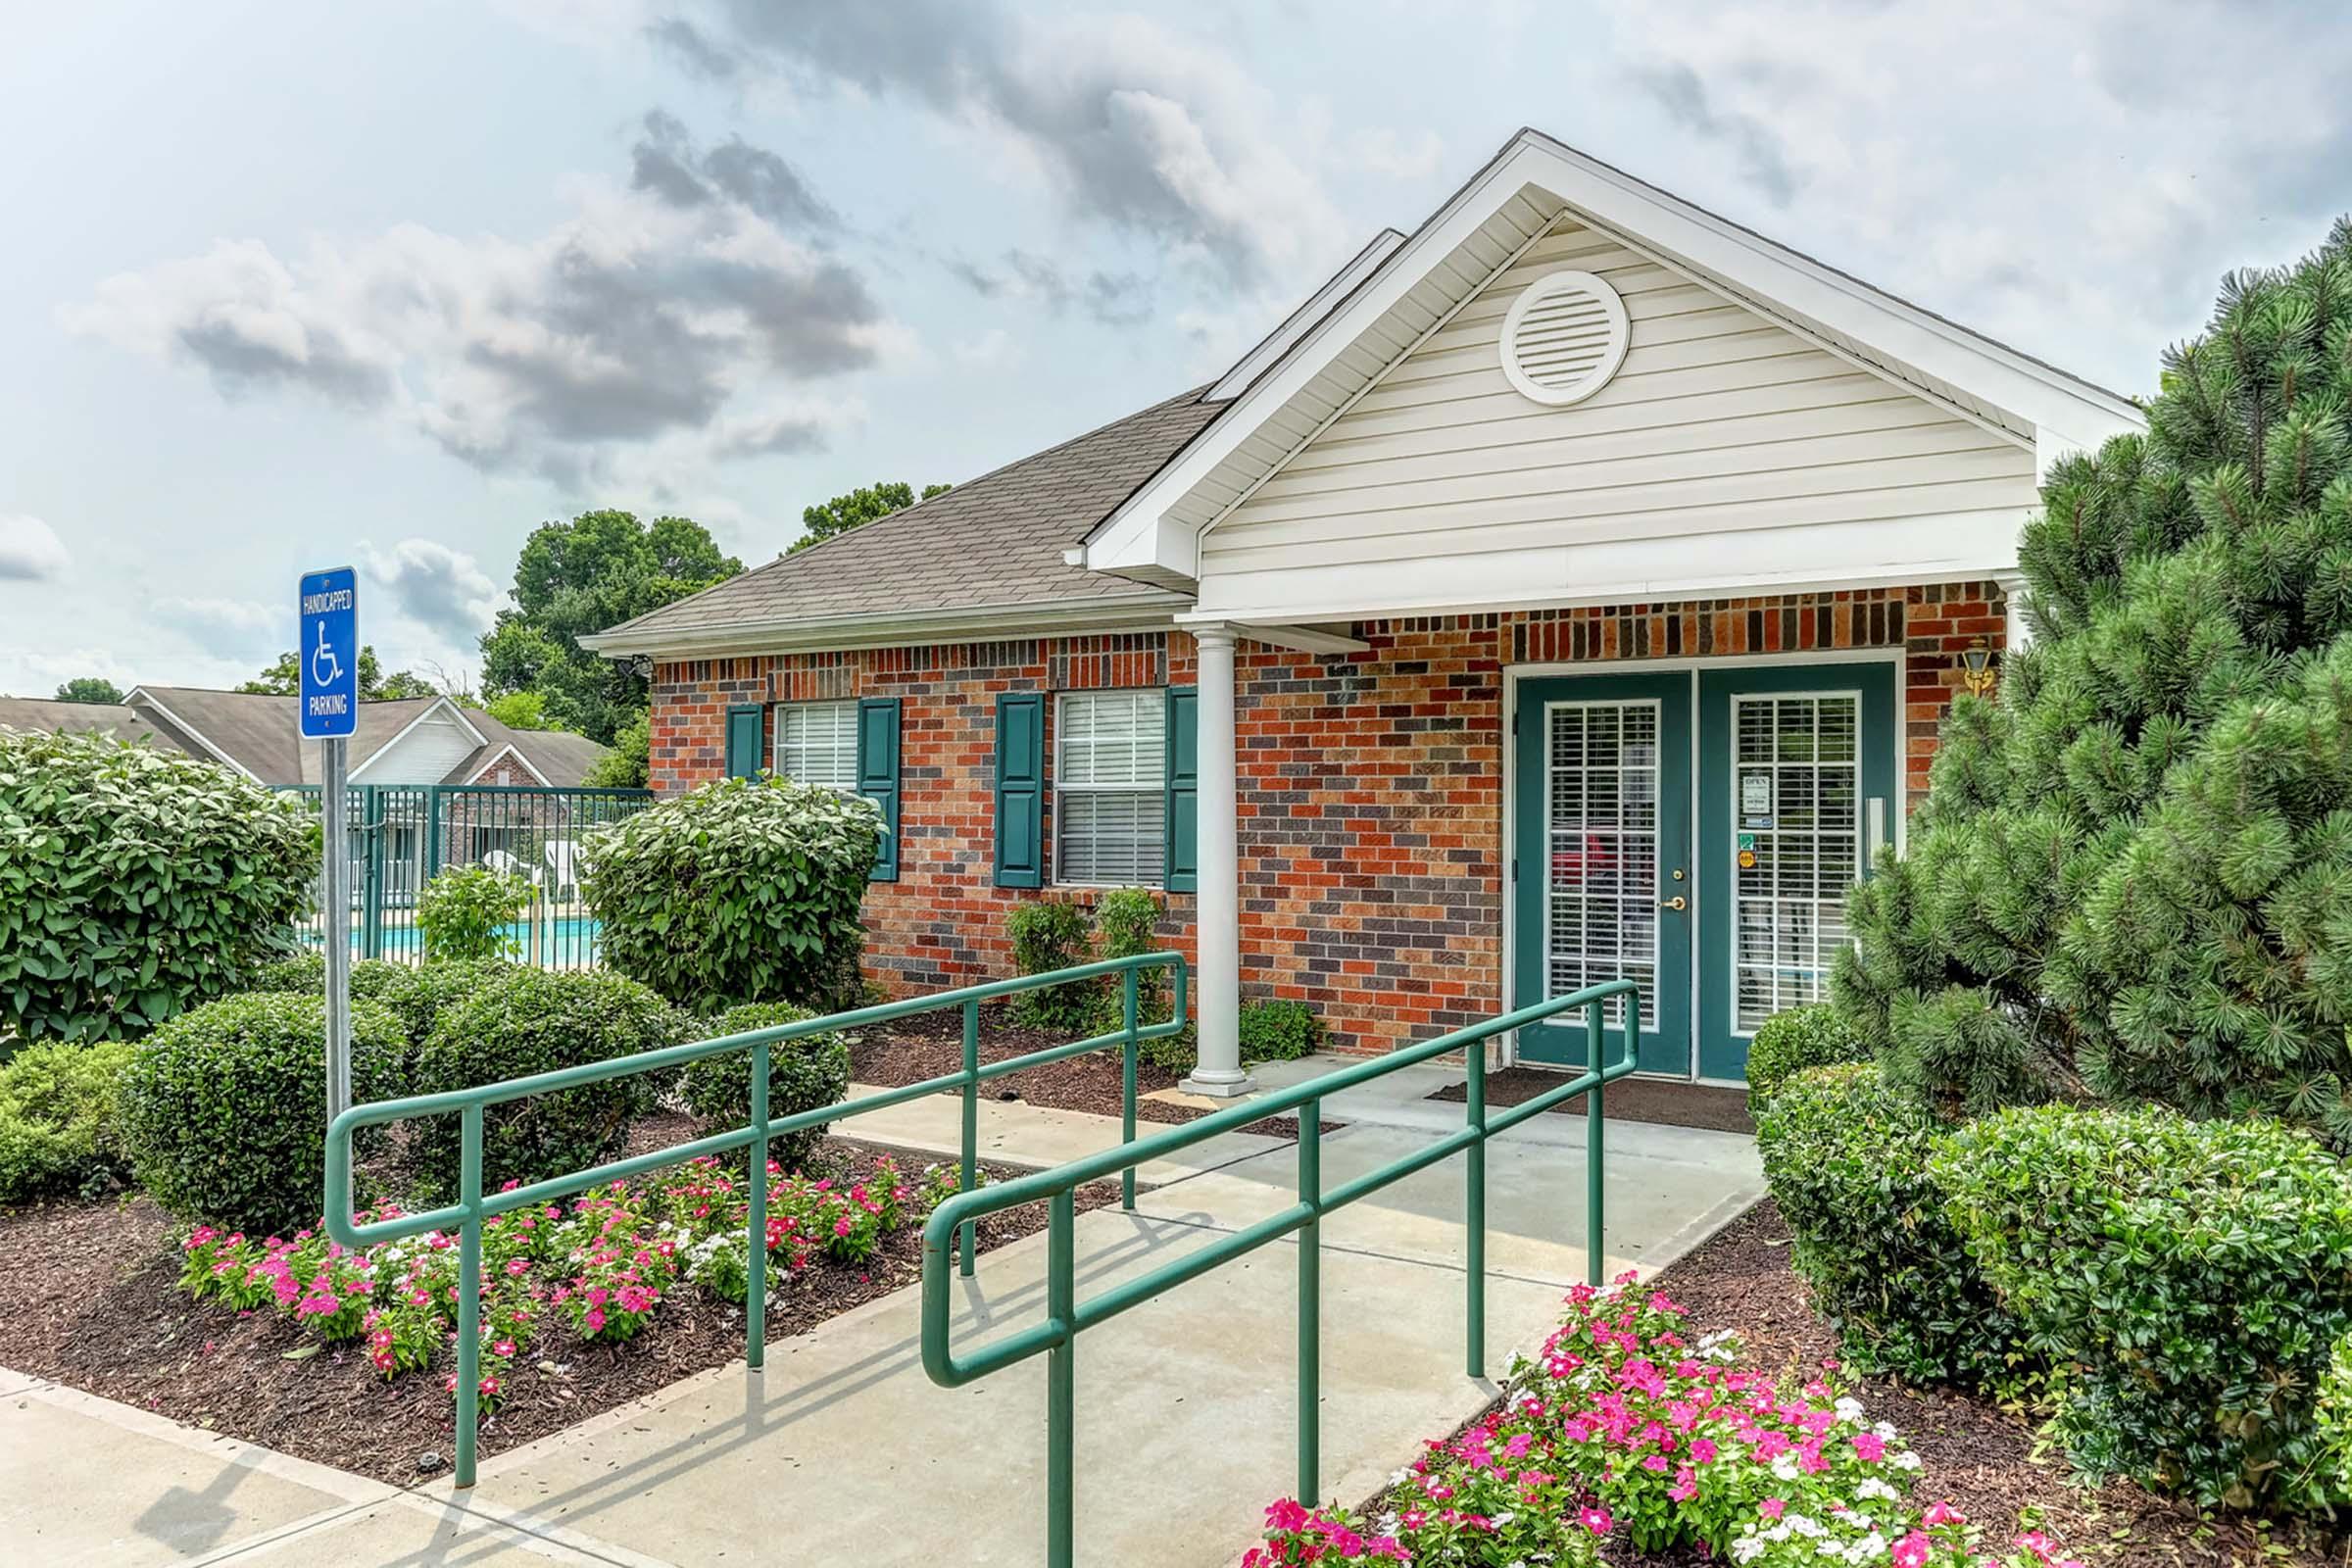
xmin=1245 ymin=1275 xmax=2083 ymax=1567
xmin=176 ymin=1149 xmax=965 ymax=1410
xmin=0 ymin=1133 xmax=1108 ymax=1483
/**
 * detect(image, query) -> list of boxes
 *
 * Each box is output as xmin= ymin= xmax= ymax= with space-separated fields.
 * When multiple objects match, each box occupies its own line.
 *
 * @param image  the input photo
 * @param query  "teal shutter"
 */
xmin=724 ymin=704 xmax=765 ymax=778
xmin=994 ymin=692 xmax=1045 ymax=888
xmin=857 ymin=697 xmax=902 ymax=883
xmin=1163 ymin=686 xmax=1199 ymax=892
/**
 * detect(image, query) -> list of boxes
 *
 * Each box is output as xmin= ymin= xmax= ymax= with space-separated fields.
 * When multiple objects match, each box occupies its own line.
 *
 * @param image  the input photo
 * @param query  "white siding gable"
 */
xmin=359 ymin=710 xmax=482 ymax=784
xmin=1196 ymin=216 xmax=2040 ymax=620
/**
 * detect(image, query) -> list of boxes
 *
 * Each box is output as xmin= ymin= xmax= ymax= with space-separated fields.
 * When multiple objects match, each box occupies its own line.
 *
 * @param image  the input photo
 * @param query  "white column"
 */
xmin=1182 ymin=624 xmax=1251 ymax=1098
xmin=1995 ymin=570 xmax=2032 ymax=653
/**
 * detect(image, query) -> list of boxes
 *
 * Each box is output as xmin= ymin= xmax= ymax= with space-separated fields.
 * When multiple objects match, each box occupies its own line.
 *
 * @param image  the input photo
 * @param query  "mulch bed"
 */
xmin=1372 ymin=1200 xmax=2337 ymax=1567
xmin=1426 ymin=1067 xmax=1754 ymax=1135
xmin=849 ymin=1000 xmax=1320 ymax=1139
xmin=0 ymin=1131 xmax=1114 ymax=1488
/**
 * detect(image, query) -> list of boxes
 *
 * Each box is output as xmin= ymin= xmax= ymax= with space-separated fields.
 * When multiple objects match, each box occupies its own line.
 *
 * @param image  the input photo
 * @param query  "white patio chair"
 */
xmin=543 ymin=839 xmax=581 ymax=903
xmin=482 ymin=848 xmax=534 ymax=884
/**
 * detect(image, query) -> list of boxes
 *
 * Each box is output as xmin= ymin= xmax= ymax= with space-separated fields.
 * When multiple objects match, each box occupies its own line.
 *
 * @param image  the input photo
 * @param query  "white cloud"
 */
xmin=61 ymin=118 xmax=895 ymax=487
xmin=154 ymin=596 xmax=283 ymax=649
xmin=1349 ymin=127 xmax=1445 ymax=181
xmin=361 ymin=538 xmax=503 ymax=644
xmin=0 ymin=515 xmax=71 ymax=582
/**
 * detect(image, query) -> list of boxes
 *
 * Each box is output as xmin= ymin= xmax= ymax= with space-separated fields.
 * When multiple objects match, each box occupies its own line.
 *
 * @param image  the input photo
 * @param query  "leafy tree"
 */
xmin=480 ymin=511 xmax=742 ymax=744
xmin=582 ymin=710 xmax=649 ymax=788
xmin=483 ymin=689 xmax=548 ymax=731
xmin=52 ymin=677 xmax=124 ymax=705
xmin=787 ymin=481 xmax=951 ymax=556
xmin=1837 ymin=220 xmax=2352 ymax=1143
xmin=235 ymin=645 xmax=431 ymax=701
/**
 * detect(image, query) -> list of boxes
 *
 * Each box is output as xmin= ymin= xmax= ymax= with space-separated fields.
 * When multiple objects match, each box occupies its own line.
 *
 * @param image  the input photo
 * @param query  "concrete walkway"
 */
xmin=3 ymin=1057 xmax=1761 ymax=1566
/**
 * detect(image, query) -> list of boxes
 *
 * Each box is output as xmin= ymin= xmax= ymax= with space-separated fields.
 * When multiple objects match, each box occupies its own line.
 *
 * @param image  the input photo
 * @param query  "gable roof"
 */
xmin=581 ymin=386 xmax=1224 ymax=659
xmin=99 ymin=686 xmax=609 ymax=787
xmin=1086 ymin=126 xmax=2146 ymax=587
xmin=0 ymin=698 xmax=192 ymax=755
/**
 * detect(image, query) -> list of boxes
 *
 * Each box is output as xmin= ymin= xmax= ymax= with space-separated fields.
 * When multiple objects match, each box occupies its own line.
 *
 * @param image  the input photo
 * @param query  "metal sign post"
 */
xmin=299 ymin=567 xmax=360 ymax=1123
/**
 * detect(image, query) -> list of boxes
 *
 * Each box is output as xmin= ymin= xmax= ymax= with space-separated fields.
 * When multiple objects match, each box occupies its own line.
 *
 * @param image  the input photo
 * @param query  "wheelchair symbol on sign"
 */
xmin=312 ymin=619 xmax=344 ymax=689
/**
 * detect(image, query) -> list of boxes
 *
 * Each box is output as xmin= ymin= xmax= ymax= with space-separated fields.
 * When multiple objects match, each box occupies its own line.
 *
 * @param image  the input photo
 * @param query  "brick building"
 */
xmin=584 ymin=130 xmax=2140 ymax=1088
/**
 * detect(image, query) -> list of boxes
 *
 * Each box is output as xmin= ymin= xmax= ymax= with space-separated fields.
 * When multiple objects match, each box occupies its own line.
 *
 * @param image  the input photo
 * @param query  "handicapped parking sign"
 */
xmin=298 ymin=566 xmax=360 ymax=739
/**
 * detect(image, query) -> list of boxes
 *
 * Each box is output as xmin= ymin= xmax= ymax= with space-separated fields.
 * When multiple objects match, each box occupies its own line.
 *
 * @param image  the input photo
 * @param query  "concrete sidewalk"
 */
xmin=3 ymin=1063 xmax=1761 ymax=1566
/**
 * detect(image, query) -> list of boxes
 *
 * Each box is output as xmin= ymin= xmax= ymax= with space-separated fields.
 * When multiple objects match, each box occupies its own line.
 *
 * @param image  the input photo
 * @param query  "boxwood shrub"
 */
xmin=369 ymin=960 xmax=512 ymax=1048
xmin=120 ymin=992 xmax=407 ymax=1233
xmin=1007 ymin=901 xmax=1097 ymax=1032
xmin=0 ymin=1040 xmax=137 ymax=1203
xmin=1239 ymin=999 xmax=1324 ymax=1063
xmin=581 ymin=775 xmax=880 ymax=1011
xmin=1936 ymin=1104 xmax=2352 ymax=1513
xmin=409 ymin=968 xmax=684 ymax=1193
xmin=1744 ymin=1003 xmax=1868 ymax=1109
xmin=681 ymin=1002 xmax=851 ymax=1175
xmin=0 ymin=728 xmax=320 ymax=1044
xmin=1755 ymin=1062 xmax=2030 ymax=1390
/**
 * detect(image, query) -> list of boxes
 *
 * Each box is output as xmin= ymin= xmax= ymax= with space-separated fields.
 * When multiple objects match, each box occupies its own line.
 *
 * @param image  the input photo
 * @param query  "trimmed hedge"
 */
xmin=120 ymin=992 xmax=407 ymax=1233
xmin=1744 ymin=1003 xmax=1868 ymax=1109
xmin=1936 ymin=1104 xmax=2352 ymax=1513
xmin=581 ymin=774 xmax=879 ymax=1012
xmin=409 ymin=969 xmax=683 ymax=1193
xmin=681 ymin=1002 xmax=851 ymax=1174
xmin=1755 ymin=1062 xmax=2030 ymax=1390
xmin=0 ymin=728 xmax=319 ymax=1043
xmin=370 ymin=960 xmax=512 ymax=1049
xmin=0 ymin=1041 xmax=136 ymax=1203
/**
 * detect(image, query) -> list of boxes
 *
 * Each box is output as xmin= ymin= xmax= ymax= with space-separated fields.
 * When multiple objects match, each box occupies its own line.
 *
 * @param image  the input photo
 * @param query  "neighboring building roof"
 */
xmin=8 ymin=685 xmax=614 ymax=788
xmin=581 ymin=384 xmax=1225 ymax=659
xmin=0 ymin=698 xmax=191 ymax=754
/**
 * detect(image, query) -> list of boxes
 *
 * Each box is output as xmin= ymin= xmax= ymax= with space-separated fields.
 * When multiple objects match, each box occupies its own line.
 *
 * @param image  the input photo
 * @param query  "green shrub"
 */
xmin=1936 ymin=1104 xmax=2352 ymax=1513
xmin=415 ymin=866 xmax=535 ymax=961
xmin=409 ymin=968 xmax=683 ymax=1192
xmin=1744 ymin=1003 xmax=1868 ymax=1108
xmin=0 ymin=1041 xmax=136 ymax=1202
xmin=1756 ymin=1062 xmax=2030 ymax=1390
xmin=581 ymin=775 xmax=879 ymax=1011
xmin=680 ymin=1002 xmax=850 ymax=1174
xmin=120 ymin=992 xmax=407 ymax=1233
xmin=1006 ymin=901 xmax=1097 ymax=1032
xmin=370 ymin=960 xmax=512 ymax=1046
xmin=0 ymin=729 xmax=320 ymax=1044
xmin=244 ymin=953 xmax=325 ymax=993
xmin=1238 ymin=999 xmax=1324 ymax=1063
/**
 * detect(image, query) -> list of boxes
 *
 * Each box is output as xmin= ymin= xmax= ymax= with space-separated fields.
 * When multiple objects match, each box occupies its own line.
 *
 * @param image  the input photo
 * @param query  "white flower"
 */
xmin=1834 ymin=1396 xmax=1866 ymax=1424
xmin=1892 ymin=1450 xmax=1923 ymax=1471
xmin=1772 ymin=1453 xmax=1803 ymax=1481
xmin=1732 ymin=1536 xmax=1767 ymax=1564
xmin=1857 ymin=1477 xmax=1900 ymax=1501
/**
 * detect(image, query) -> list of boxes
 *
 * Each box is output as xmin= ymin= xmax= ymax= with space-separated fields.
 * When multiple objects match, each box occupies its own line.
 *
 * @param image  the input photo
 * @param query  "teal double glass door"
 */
xmin=1510 ymin=661 xmax=1897 ymax=1082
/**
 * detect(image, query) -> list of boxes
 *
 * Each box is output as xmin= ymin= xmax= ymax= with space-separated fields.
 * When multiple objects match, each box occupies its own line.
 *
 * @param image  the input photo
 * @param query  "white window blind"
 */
xmin=1055 ymin=690 xmax=1164 ymax=886
xmin=774 ymin=701 xmax=859 ymax=790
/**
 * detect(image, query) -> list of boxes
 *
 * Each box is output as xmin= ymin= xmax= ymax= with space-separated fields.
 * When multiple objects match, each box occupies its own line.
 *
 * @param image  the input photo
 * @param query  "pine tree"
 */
xmin=1837 ymin=220 xmax=2352 ymax=1142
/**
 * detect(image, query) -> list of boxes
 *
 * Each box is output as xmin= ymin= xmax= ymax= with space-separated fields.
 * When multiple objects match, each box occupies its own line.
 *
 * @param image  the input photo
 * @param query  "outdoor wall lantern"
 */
xmin=1959 ymin=638 xmax=1997 ymax=698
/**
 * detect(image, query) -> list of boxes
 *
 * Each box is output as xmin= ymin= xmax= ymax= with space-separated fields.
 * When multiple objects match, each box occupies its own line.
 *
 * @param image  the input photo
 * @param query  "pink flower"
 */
xmin=1892 ymin=1530 xmax=1932 ymax=1568
xmin=1578 ymin=1506 xmax=1611 ymax=1536
xmin=1853 ymin=1431 xmax=1887 ymax=1462
xmin=1758 ymin=1497 xmax=1786 ymax=1521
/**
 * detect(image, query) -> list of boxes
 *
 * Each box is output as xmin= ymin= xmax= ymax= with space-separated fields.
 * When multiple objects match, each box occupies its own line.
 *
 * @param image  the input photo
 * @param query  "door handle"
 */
xmin=1659 ymin=896 xmax=1688 ymax=911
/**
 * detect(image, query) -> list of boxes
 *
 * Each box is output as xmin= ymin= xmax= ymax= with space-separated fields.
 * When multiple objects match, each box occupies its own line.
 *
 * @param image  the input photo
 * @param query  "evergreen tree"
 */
xmin=1838 ymin=221 xmax=2352 ymax=1142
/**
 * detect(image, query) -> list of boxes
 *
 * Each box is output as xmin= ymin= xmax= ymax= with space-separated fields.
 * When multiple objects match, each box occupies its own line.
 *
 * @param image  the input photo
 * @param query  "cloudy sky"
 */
xmin=3 ymin=0 xmax=2343 ymax=697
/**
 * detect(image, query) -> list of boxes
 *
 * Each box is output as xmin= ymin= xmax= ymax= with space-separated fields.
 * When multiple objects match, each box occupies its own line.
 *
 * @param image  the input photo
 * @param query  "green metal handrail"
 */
xmin=322 ymin=951 xmax=1188 ymax=1488
xmin=919 ymin=977 xmax=1641 ymax=1568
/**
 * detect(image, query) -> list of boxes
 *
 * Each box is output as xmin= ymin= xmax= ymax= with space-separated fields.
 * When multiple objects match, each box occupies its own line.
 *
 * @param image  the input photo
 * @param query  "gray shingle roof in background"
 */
xmin=0 ymin=699 xmax=190 ymax=755
xmin=599 ymin=383 xmax=1221 ymax=643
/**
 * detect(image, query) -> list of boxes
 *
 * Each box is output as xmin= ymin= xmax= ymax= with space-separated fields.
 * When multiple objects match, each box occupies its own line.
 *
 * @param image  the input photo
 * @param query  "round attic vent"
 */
xmin=1498 ymin=270 xmax=1630 ymax=406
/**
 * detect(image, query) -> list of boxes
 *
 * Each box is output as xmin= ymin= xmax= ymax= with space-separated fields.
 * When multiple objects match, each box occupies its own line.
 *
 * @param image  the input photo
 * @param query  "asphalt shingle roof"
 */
xmin=599 ymin=384 xmax=1220 ymax=643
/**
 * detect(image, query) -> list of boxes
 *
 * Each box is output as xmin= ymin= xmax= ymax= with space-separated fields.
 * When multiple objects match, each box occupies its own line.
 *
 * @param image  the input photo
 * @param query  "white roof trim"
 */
xmin=349 ymin=697 xmax=486 ymax=782
xmin=1207 ymin=228 xmax=1407 ymax=402
xmin=460 ymin=740 xmax=552 ymax=787
xmin=581 ymin=595 xmax=1191 ymax=662
xmin=1088 ymin=127 xmax=2142 ymax=586
xmin=122 ymin=686 xmax=260 ymax=781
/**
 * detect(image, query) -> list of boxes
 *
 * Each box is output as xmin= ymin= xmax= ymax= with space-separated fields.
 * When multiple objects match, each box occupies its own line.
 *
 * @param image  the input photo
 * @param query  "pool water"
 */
xmin=309 ymin=916 xmax=603 ymax=958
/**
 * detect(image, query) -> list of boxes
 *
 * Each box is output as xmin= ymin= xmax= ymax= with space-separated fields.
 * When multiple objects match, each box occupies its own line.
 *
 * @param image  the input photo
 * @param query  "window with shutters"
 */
xmin=1054 ymin=690 xmax=1165 ymax=886
xmin=774 ymin=701 xmax=859 ymax=790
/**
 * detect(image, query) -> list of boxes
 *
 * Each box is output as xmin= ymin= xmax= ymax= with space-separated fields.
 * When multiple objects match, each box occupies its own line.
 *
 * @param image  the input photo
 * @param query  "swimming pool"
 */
xmin=304 ymin=916 xmax=604 ymax=961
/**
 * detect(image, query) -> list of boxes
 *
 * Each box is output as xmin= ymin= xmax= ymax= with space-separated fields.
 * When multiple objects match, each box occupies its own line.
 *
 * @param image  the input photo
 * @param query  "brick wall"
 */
xmin=646 ymin=582 xmax=2002 ymax=1054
